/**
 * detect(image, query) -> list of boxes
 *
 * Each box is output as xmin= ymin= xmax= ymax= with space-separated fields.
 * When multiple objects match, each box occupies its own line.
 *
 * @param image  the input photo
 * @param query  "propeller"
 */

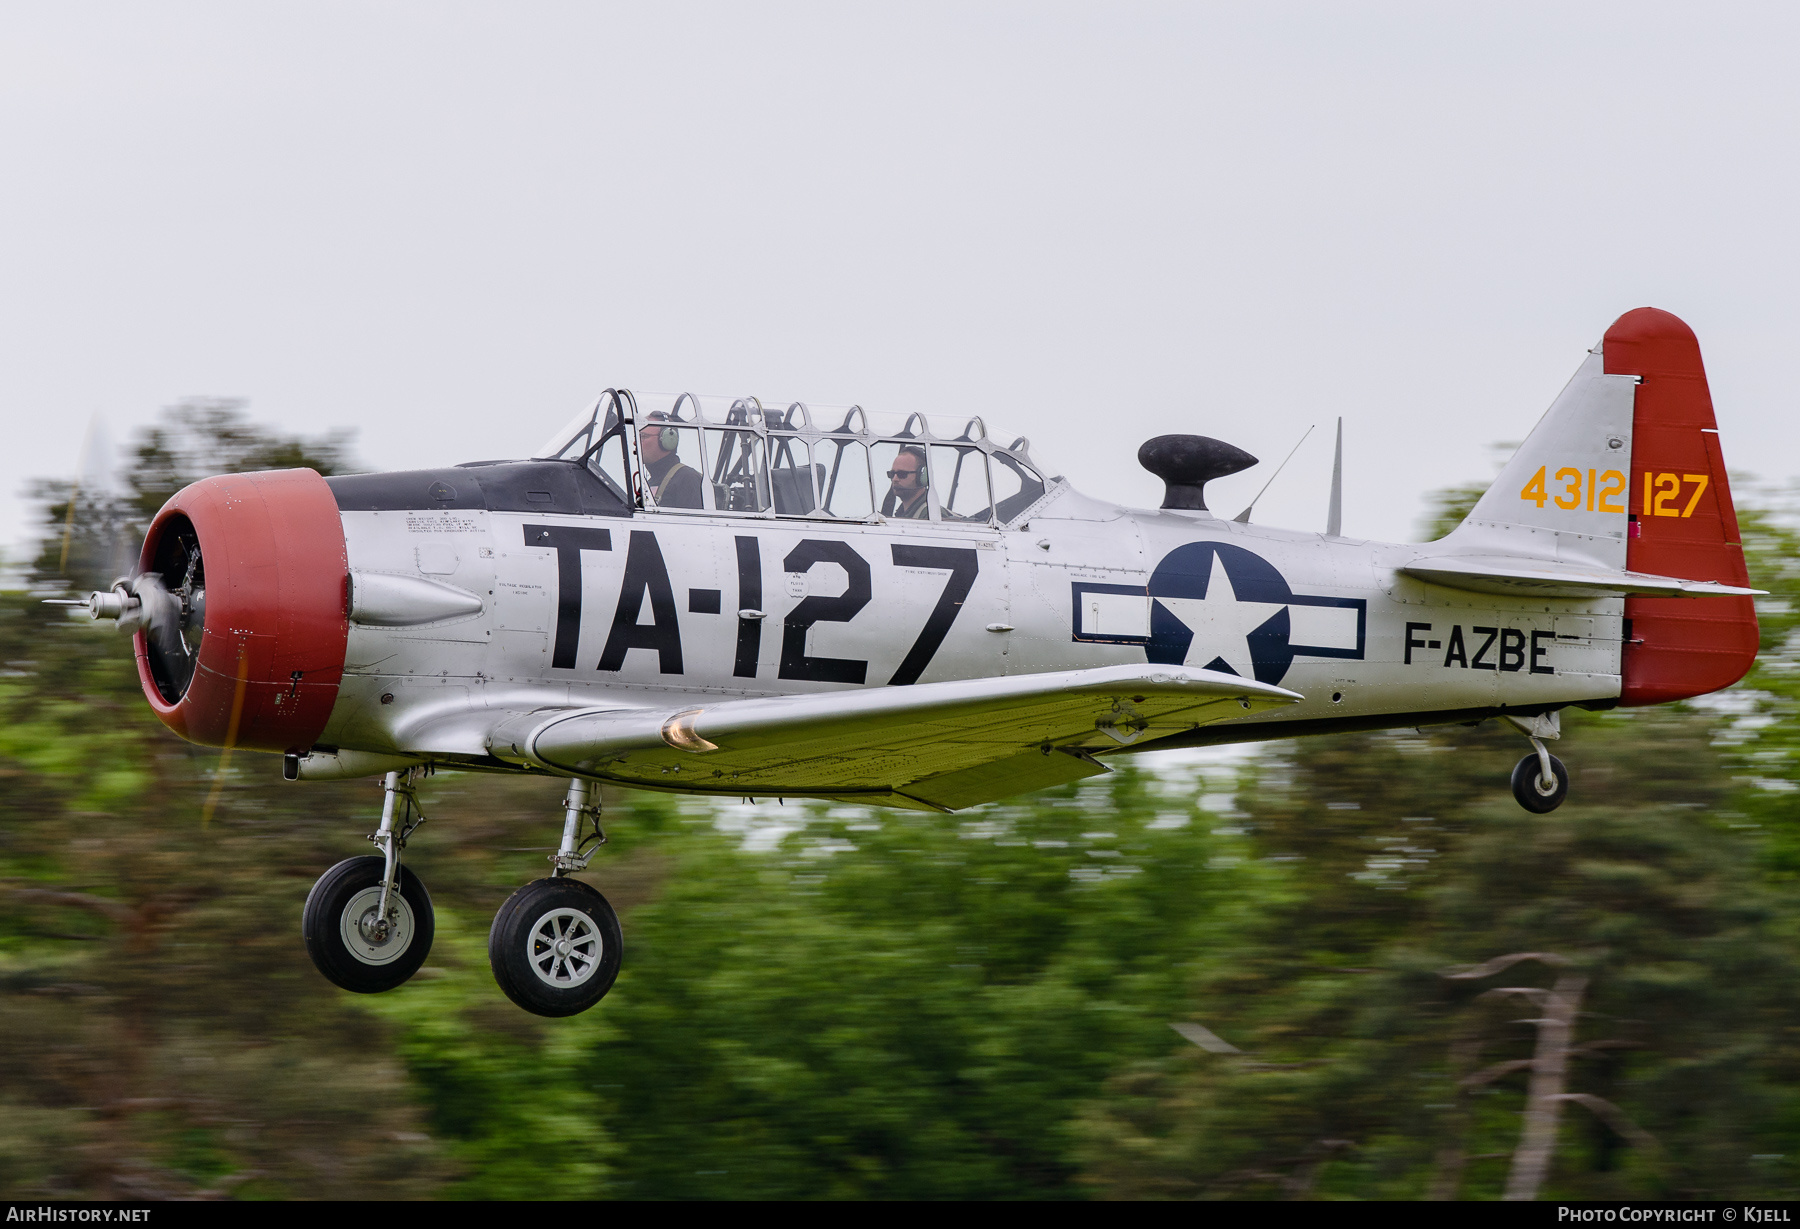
xmin=45 ymin=532 xmax=207 ymax=703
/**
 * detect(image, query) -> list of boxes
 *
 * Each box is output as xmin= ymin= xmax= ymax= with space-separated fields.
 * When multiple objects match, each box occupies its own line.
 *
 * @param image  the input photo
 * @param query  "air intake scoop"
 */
xmin=1137 ymin=435 xmax=1258 ymax=511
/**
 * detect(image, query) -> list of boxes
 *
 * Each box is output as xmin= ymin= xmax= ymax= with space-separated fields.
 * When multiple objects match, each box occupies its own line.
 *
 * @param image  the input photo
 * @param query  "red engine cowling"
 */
xmin=137 ymin=468 xmax=350 ymax=752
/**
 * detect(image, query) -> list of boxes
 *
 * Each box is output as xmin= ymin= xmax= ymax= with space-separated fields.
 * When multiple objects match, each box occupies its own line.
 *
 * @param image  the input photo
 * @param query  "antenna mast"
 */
xmin=1325 ymin=417 xmax=1343 ymax=537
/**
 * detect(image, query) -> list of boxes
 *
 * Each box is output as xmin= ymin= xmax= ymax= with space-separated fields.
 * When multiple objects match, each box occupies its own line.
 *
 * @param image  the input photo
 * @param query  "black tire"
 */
xmin=488 ymin=877 xmax=622 ymax=1017
xmin=1510 ymin=752 xmax=1570 ymax=813
xmin=302 ymin=855 xmax=435 ymax=993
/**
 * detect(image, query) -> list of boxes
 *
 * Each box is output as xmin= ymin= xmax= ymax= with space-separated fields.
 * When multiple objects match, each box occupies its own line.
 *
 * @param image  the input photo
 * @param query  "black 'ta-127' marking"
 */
xmin=526 ymin=528 xmax=979 ymax=685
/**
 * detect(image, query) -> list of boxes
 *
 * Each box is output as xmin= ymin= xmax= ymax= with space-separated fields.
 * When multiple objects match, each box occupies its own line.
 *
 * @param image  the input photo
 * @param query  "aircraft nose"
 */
xmin=133 ymin=467 xmax=350 ymax=754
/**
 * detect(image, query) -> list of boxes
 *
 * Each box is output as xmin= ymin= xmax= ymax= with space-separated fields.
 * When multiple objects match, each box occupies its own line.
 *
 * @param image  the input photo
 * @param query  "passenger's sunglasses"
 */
xmin=886 ymin=469 xmax=920 ymax=480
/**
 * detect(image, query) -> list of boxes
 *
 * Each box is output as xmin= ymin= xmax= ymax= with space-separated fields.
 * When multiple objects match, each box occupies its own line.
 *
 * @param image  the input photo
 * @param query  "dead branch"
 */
xmin=1479 ymin=986 xmax=1552 ymax=1005
xmin=1504 ymin=972 xmax=1588 ymax=1202
xmin=1444 ymin=952 xmax=1570 ymax=980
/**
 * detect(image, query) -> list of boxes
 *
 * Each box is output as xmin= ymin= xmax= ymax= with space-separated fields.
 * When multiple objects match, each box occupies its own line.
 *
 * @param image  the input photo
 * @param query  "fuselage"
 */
xmin=314 ymin=465 xmax=1621 ymax=783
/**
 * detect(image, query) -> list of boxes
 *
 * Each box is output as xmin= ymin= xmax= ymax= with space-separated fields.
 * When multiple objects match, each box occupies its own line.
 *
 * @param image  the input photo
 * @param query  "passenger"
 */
xmin=885 ymin=446 xmax=930 ymax=520
xmin=638 ymin=413 xmax=704 ymax=509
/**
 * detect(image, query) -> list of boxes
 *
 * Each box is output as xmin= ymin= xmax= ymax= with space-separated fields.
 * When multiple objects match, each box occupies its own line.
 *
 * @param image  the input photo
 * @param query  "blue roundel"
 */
xmin=1145 ymin=542 xmax=1299 ymax=686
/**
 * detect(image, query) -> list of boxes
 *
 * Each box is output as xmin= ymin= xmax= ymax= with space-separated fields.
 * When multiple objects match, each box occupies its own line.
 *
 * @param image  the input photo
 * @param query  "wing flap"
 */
xmin=899 ymin=747 xmax=1109 ymax=811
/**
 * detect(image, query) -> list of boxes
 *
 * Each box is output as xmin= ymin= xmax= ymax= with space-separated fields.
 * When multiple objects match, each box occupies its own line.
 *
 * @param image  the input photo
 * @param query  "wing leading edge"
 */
xmin=486 ymin=664 xmax=1302 ymax=811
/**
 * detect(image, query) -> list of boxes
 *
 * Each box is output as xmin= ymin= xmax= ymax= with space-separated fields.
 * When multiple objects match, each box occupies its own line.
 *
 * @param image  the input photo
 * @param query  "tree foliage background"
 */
xmin=2 ymin=404 xmax=1798 ymax=1199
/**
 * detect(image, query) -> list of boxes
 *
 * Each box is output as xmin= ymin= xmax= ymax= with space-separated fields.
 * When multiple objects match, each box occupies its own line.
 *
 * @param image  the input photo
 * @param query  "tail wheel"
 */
xmin=1510 ymin=753 xmax=1570 ymax=814
xmin=489 ymin=877 xmax=622 ymax=1018
xmin=302 ymin=855 xmax=435 ymax=992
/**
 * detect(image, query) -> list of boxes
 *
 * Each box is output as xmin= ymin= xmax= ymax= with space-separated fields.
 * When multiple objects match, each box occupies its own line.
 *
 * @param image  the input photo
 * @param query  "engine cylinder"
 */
xmin=137 ymin=468 xmax=350 ymax=752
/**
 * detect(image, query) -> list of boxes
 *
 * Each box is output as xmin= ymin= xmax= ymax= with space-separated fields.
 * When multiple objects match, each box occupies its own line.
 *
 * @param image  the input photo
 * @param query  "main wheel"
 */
xmin=302 ymin=855 xmax=435 ymax=993
xmin=1510 ymin=753 xmax=1569 ymax=813
xmin=488 ymin=877 xmax=622 ymax=1017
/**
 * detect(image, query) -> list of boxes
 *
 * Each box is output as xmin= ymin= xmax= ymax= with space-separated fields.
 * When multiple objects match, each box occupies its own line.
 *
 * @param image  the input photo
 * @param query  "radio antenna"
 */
xmin=1233 ymin=424 xmax=1315 ymax=524
xmin=1326 ymin=417 xmax=1343 ymax=537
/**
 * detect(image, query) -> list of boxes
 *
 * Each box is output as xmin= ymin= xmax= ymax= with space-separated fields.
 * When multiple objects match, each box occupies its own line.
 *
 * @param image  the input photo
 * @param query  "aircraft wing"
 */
xmin=487 ymin=664 xmax=1301 ymax=811
xmin=1401 ymin=555 xmax=1764 ymax=599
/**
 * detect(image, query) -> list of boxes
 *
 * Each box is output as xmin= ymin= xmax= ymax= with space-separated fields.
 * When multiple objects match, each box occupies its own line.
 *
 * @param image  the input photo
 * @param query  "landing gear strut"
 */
xmin=488 ymin=779 xmax=623 ymax=1018
xmin=1504 ymin=713 xmax=1569 ymax=813
xmin=303 ymin=770 xmax=435 ymax=991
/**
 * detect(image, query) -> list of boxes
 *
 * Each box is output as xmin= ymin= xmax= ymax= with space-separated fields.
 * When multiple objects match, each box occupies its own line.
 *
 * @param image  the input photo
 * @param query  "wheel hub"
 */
xmin=528 ymin=907 xmax=602 ymax=988
xmin=357 ymin=908 xmax=394 ymax=945
xmin=340 ymin=886 xmax=415 ymax=965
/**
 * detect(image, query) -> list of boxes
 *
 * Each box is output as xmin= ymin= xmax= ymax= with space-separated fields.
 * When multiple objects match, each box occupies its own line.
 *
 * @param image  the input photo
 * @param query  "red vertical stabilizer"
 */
xmin=1606 ymin=308 xmax=1758 ymax=706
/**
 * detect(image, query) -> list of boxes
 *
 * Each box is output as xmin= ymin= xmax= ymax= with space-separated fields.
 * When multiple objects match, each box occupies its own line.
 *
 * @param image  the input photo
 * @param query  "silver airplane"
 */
xmin=68 ymin=307 xmax=1760 ymax=1016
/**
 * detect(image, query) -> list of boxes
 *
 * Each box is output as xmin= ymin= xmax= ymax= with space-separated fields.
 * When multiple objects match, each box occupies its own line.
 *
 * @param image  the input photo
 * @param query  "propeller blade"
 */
xmin=131 ymin=573 xmax=189 ymax=661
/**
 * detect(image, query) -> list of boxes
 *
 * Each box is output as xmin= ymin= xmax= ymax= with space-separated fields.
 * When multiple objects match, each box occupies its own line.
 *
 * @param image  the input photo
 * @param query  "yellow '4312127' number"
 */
xmin=1520 ymin=466 xmax=1626 ymax=513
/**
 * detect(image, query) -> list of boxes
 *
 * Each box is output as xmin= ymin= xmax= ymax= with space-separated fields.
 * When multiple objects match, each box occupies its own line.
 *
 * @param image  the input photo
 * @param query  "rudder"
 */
xmin=1606 ymin=308 xmax=1758 ymax=705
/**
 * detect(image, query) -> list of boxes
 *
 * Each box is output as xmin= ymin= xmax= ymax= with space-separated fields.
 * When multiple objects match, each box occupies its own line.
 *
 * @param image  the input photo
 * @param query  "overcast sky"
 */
xmin=3 ymin=1 xmax=1797 ymax=564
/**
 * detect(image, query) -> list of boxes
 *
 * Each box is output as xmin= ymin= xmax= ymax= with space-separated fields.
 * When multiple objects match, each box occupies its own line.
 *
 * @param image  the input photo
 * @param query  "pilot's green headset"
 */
xmin=642 ymin=415 xmax=680 ymax=452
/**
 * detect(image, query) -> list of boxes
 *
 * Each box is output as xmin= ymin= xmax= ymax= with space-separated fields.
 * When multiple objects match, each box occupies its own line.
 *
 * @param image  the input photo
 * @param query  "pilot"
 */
xmin=638 ymin=413 xmax=704 ymax=509
xmin=885 ymin=446 xmax=930 ymax=520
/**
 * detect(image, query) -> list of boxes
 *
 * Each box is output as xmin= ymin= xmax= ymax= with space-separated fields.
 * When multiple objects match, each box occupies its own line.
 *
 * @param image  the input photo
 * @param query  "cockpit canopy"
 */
xmin=535 ymin=391 xmax=1056 ymax=526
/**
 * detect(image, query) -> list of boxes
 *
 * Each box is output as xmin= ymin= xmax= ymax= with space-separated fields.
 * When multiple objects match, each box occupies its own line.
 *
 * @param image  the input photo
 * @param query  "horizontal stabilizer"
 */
xmin=488 ymin=664 xmax=1301 ymax=811
xmin=1402 ymin=554 xmax=1763 ymax=599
